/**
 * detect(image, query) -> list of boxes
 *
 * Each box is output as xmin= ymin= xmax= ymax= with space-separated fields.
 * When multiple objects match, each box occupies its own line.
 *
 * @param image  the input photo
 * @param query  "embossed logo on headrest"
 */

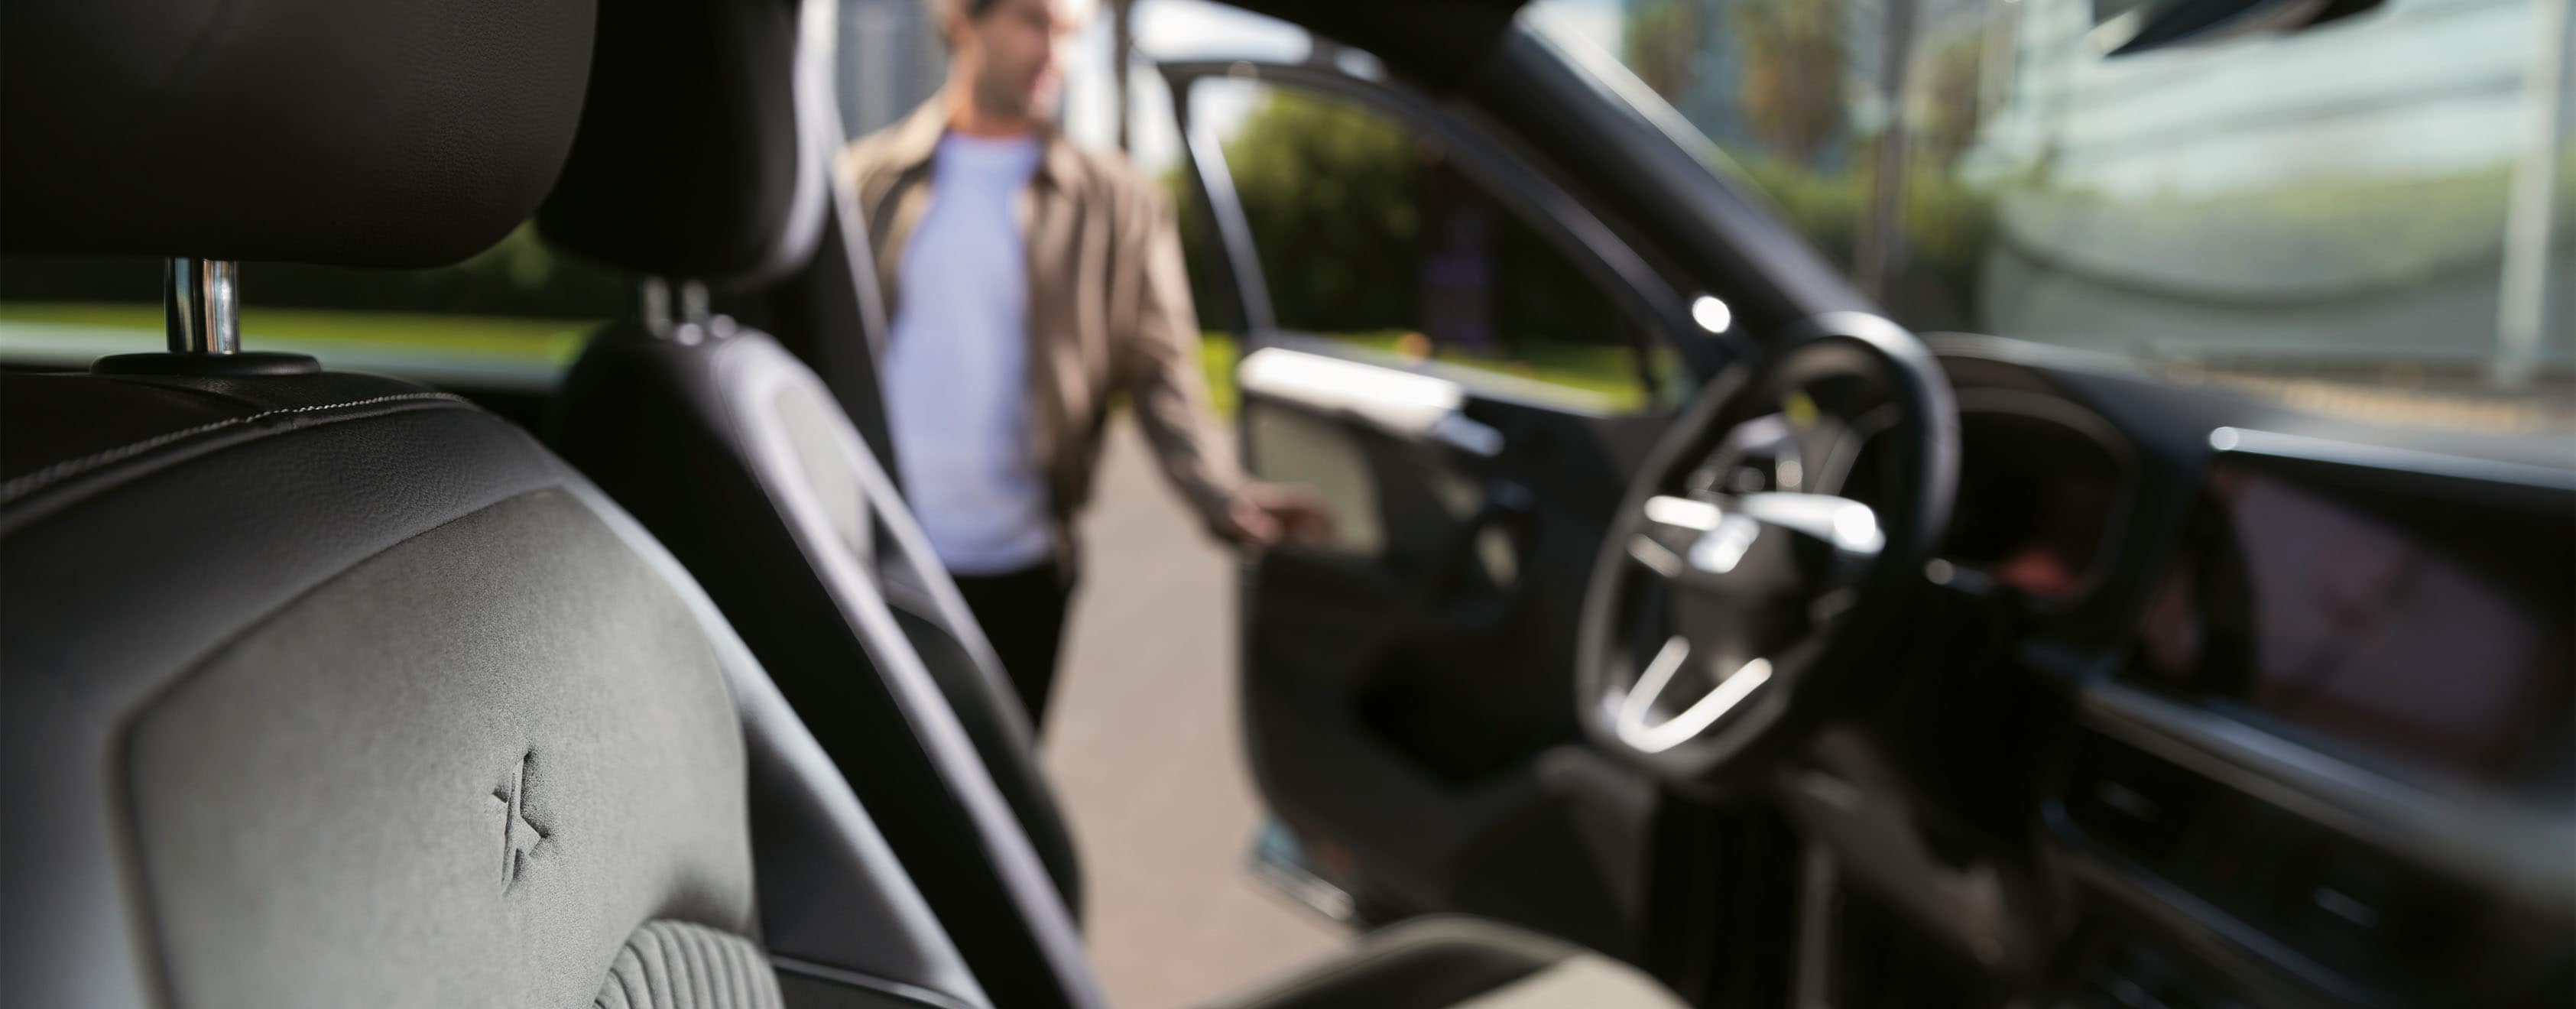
xmin=493 ymin=749 xmax=550 ymax=894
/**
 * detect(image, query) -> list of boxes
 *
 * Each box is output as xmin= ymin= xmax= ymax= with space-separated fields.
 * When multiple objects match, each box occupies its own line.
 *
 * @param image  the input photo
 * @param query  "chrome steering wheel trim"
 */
xmin=1576 ymin=313 xmax=1959 ymax=784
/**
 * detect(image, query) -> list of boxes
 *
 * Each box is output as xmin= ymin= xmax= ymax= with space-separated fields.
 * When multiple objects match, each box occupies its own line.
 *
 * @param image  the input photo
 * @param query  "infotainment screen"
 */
xmin=2132 ymin=451 xmax=2576 ymax=794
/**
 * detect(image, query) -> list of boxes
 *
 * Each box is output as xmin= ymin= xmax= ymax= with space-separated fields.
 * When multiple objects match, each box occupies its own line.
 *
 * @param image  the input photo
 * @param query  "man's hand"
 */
xmin=1225 ymin=482 xmax=1335 ymax=550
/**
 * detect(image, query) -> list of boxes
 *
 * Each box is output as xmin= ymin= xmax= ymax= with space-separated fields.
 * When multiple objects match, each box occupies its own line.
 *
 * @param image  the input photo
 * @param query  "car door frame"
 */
xmin=1161 ymin=57 xmax=1725 ymax=384
xmin=1158 ymin=53 xmax=1756 ymax=978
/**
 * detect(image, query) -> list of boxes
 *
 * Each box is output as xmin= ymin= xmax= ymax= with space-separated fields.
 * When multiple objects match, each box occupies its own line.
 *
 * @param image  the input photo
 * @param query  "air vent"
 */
xmin=2064 ymin=735 xmax=2210 ymax=862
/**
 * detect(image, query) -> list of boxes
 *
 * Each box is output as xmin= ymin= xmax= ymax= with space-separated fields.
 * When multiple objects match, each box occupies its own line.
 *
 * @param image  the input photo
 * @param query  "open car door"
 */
xmin=1161 ymin=57 xmax=1744 ymax=968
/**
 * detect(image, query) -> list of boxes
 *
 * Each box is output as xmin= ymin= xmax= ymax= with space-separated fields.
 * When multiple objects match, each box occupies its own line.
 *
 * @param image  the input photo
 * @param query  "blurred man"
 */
xmin=845 ymin=0 xmax=1326 ymax=729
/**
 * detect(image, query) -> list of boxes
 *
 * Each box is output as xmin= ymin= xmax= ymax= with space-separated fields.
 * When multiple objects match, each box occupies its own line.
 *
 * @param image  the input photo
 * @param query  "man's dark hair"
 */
xmin=928 ymin=0 xmax=1004 ymax=49
xmin=930 ymin=0 xmax=1004 ymax=24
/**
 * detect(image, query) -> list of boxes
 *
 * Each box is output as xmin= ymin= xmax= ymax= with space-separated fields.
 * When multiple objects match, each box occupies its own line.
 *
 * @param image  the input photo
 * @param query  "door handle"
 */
xmin=1429 ymin=413 xmax=1504 ymax=459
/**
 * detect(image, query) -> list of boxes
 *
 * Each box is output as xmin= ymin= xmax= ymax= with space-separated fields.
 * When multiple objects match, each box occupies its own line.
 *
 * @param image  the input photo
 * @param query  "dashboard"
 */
xmin=1940 ymin=394 xmax=2127 ymax=602
xmin=1779 ymin=339 xmax=2576 ymax=1009
xmin=1926 ymin=389 xmax=2571 ymax=798
xmin=2125 ymin=439 xmax=2575 ymax=799
xmin=1812 ymin=387 xmax=2130 ymax=603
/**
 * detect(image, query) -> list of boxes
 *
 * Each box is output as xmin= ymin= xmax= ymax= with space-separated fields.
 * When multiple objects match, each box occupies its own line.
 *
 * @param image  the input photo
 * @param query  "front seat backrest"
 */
xmin=0 ymin=1 xmax=984 ymax=1005
xmin=534 ymin=1 xmax=1099 ymax=1006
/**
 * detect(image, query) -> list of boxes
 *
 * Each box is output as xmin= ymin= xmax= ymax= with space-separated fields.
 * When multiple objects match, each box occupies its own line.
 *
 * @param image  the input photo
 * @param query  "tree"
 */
xmin=1915 ymin=32 xmax=1985 ymax=166
xmin=1165 ymin=88 xmax=1624 ymax=355
xmin=1218 ymin=89 xmax=1421 ymax=336
xmin=1623 ymin=0 xmax=1705 ymax=102
xmin=1731 ymin=0 xmax=1850 ymax=167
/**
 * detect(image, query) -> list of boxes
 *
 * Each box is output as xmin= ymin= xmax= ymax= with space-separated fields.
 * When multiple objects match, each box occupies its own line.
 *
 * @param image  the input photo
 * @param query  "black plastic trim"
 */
xmin=2077 ymin=682 xmax=2576 ymax=918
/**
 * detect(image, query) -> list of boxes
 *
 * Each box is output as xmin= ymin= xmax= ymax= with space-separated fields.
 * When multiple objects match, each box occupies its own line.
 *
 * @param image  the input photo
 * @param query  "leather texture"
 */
xmin=0 ymin=370 xmax=458 ymax=503
xmin=597 ymin=920 xmax=787 ymax=1009
xmin=126 ymin=489 xmax=756 ymax=1008
xmin=762 ymin=176 xmax=904 ymax=482
xmin=538 ymin=0 xmax=827 ymax=287
xmin=552 ymin=326 xmax=1102 ymax=1009
xmin=0 ymin=0 xmax=594 ymax=266
xmin=0 ymin=365 xmax=985 ymax=1009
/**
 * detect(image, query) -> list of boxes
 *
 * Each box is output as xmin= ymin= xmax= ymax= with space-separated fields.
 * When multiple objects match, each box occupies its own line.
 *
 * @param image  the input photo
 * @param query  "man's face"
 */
xmin=952 ymin=0 xmax=1088 ymax=125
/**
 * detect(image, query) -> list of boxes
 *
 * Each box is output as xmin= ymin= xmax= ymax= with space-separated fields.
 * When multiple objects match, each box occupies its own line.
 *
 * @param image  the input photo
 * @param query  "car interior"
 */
xmin=3 ymin=0 xmax=2570 ymax=1008
xmin=535 ymin=0 xmax=1094 ymax=999
xmin=0 ymin=0 xmax=1681 ymax=1006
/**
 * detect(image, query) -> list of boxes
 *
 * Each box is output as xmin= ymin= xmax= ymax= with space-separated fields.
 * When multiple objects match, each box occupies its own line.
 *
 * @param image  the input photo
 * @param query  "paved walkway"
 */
xmin=1040 ymin=419 xmax=1349 ymax=1007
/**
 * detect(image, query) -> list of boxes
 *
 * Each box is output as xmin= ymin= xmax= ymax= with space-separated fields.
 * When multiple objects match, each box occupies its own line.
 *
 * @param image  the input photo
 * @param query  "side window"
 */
xmin=1536 ymin=0 xmax=2026 ymax=335
xmin=1533 ymin=0 xmax=2573 ymax=422
xmin=1177 ymin=78 xmax=1662 ymax=412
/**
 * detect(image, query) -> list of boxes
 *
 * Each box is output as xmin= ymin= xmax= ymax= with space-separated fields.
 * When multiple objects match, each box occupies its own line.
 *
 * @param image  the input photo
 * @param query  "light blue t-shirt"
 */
xmin=884 ymin=132 xmax=1053 ymax=575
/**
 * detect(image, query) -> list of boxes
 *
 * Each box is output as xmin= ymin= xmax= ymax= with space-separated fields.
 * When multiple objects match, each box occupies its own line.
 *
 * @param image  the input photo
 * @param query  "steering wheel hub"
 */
xmin=1577 ymin=316 xmax=1959 ymax=784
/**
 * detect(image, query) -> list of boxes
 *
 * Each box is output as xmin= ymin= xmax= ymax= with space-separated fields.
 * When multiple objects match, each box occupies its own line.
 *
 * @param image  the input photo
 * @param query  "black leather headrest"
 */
xmin=0 ymin=0 xmax=599 ymax=268
xmin=536 ymin=0 xmax=828 ymax=290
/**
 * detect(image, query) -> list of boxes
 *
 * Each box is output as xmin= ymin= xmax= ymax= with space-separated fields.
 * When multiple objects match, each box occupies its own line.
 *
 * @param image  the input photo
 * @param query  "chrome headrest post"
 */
xmin=677 ymin=280 xmax=712 ymax=326
xmin=634 ymin=275 xmax=675 ymax=337
xmin=669 ymin=280 xmax=727 ymax=344
xmin=633 ymin=277 xmax=727 ymax=345
xmin=164 ymin=258 xmax=239 ymax=355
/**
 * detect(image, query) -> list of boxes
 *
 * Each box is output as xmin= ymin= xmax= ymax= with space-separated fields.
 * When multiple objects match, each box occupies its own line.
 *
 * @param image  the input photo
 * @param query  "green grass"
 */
xmin=4 ymin=302 xmax=1647 ymax=416
xmin=0 ymin=302 xmax=595 ymax=365
xmin=1200 ymin=333 xmax=1241 ymax=417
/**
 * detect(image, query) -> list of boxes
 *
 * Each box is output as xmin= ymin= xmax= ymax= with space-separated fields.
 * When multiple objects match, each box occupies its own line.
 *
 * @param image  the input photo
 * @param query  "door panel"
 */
xmin=1238 ymin=341 xmax=1673 ymax=954
xmin=1162 ymin=60 xmax=1718 ymax=958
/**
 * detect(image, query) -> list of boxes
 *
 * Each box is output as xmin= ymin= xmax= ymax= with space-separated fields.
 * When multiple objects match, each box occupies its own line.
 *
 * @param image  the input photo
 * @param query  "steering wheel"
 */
xmin=1576 ymin=313 xmax=1959 ymax=786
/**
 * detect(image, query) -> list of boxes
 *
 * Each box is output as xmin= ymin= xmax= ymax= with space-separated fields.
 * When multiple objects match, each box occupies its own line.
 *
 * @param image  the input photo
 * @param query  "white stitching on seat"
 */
xmin=0 ymin=391 xmax=469 ymax=504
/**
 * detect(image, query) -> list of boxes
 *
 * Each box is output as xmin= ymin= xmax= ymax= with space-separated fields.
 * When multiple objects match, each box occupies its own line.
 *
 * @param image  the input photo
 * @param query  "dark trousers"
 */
xmin=952 ymin=561 xmax=1074 ymax=731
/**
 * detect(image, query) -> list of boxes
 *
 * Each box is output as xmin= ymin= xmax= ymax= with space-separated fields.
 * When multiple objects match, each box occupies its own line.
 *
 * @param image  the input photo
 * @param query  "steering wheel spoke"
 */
xmin=1575 ymin=321 xmax=1958 ymax=780
xmin=1612 ymin=637 xmax=1773 ymax=754
xmin=1624 ymin=530 xmax=1686 ymax=579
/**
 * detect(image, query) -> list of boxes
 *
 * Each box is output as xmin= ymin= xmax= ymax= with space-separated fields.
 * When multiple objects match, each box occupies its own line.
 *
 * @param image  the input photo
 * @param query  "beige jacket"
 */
xmin=842 ymin=97 xmax=1241 ymax=556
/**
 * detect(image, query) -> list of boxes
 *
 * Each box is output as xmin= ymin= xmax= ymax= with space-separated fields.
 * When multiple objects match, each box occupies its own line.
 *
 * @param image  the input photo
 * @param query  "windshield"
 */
xmin=1523 ymin=0 xmax=2576 ymax=430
